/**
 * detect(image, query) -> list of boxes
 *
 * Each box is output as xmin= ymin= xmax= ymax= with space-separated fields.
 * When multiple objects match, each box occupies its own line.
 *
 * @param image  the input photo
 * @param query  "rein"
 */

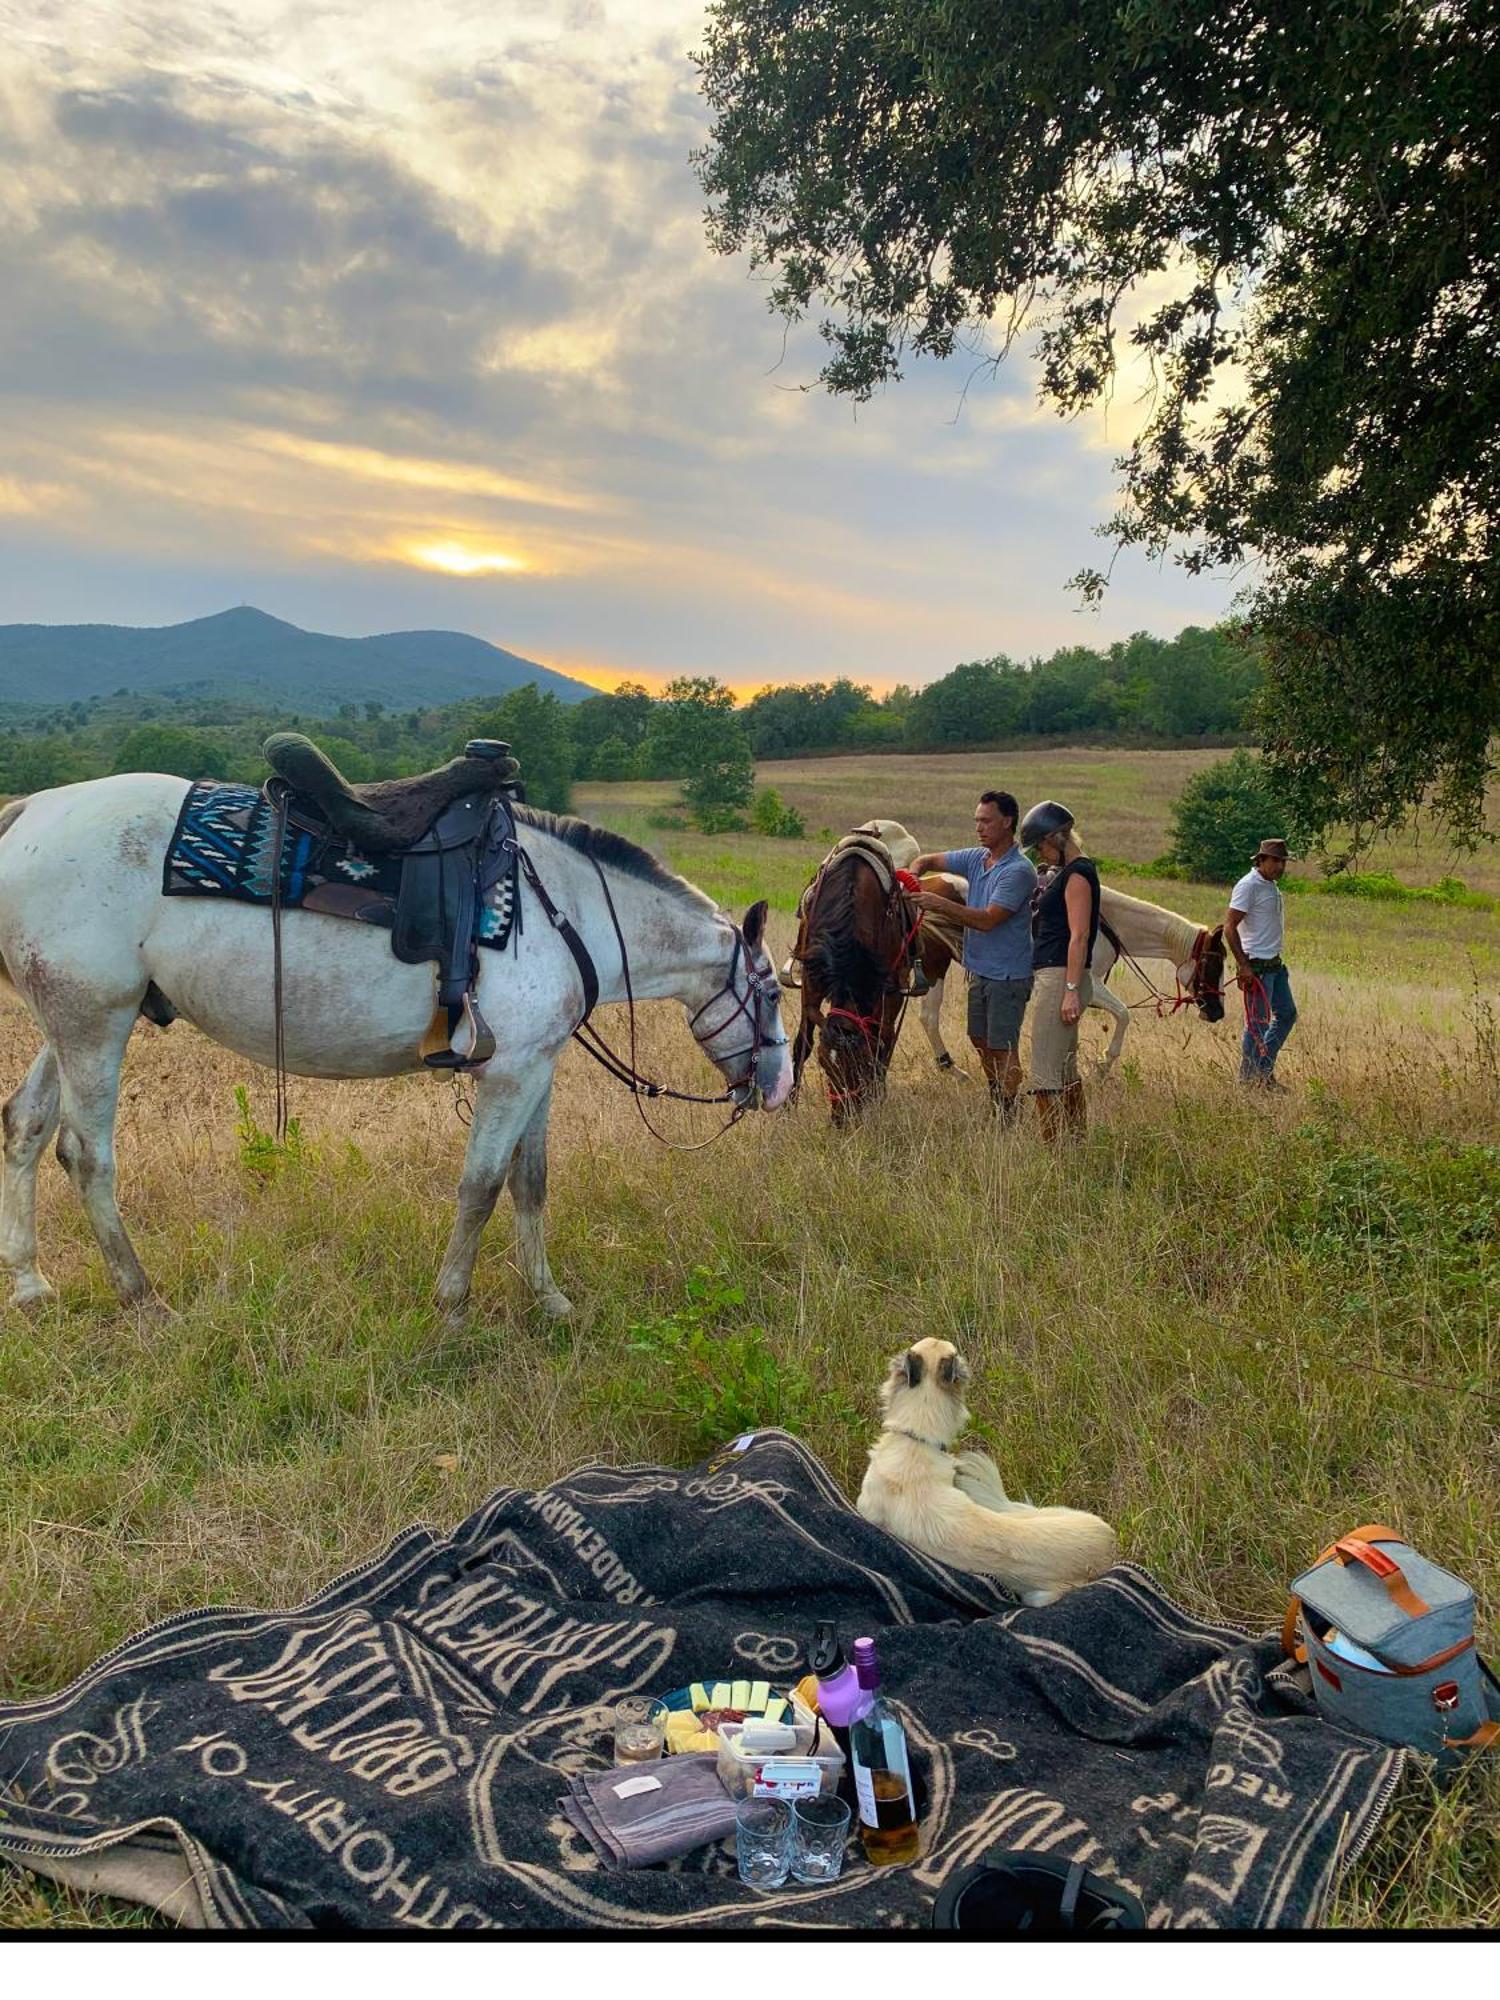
xmin=1242 ymin=970 xmax=1274 ymax=1060
xmin=511 ymin=835 xmax=785 ymax=1152
xmin=1114 ymin=924 xmax=1221 ymax=1016
xmin=811 ymin=865 xmax=922 ymax=1108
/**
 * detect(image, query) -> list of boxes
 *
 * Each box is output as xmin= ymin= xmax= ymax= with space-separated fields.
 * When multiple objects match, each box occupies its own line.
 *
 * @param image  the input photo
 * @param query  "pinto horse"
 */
xmin=789 ymin=841 xmax=920 ymax=1123
xmin=915 ymin=876 xmax=1228 ymax=1076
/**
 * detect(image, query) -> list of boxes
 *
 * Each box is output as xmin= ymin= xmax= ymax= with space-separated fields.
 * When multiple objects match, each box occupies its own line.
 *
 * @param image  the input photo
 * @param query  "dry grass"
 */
xmin=1 ymin=753 xmax=1497 ymax=1930
xmin=580 ymin=745 xmax=1500 ymax=897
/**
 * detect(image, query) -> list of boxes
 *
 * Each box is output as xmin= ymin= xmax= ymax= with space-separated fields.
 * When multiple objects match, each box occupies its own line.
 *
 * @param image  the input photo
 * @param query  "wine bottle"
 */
xmin=848 ymin=1636 xmax=920 ymax=1865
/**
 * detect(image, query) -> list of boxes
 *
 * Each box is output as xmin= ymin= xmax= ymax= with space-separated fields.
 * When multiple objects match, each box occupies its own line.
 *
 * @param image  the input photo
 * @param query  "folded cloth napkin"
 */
xmin=561 ymin=1753 xmax=737 ymax=1870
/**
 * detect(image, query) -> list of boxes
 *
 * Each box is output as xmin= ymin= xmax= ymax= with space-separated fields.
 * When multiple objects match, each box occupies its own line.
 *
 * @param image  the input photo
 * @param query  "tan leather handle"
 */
xmin=1285 ymin=1523 xmax=1427 ymax=1661
xmin=1331 ymin=1525 xmax=1430 ymax=1619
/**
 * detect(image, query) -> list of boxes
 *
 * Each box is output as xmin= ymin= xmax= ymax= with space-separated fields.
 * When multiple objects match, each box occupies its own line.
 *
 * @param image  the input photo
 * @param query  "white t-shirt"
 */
xmin=1229 ymin=868 xmax=1285 ymax=959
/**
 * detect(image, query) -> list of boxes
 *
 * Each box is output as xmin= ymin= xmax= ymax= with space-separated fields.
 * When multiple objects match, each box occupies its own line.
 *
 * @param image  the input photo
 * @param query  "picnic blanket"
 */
xmin=0 ymin=1432 xmax=1402 ymax=1931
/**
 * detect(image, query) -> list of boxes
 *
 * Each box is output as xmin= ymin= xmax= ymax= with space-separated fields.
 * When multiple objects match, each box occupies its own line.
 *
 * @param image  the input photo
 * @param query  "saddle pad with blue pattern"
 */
xmin=161 ymin=780 xmax=517 ymax=949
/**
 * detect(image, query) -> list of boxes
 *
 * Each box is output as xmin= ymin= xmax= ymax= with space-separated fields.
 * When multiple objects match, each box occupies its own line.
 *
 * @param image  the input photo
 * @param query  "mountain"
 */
xmin=0 ymin=607 xmax=595 ymax=713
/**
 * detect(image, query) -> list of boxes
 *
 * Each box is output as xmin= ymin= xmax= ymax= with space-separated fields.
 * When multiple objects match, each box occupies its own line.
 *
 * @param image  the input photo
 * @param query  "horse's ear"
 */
xmin=742 ymin=900 xmax=768 ymax=951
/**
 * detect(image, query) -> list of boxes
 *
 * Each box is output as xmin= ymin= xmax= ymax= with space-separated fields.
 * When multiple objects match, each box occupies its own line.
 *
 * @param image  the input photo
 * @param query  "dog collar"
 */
xmin=886 ymin=1427 xmax=952 ymax=1454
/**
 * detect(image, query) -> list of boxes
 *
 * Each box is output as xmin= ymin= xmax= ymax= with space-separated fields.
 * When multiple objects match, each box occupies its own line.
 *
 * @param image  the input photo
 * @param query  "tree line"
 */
xmin=0 ymin=621 xmax=1259 ymax=828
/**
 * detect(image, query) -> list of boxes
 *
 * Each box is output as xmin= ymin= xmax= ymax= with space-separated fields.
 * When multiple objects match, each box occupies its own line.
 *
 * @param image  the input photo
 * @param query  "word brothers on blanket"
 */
xmin=0 ymin=1435 xmax=1402 ymax=1931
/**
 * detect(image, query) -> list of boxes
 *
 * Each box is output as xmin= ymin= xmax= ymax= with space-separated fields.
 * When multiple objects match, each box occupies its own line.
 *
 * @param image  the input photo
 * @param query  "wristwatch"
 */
xmin=1065 ymin=981 xmax=1080 ymax=992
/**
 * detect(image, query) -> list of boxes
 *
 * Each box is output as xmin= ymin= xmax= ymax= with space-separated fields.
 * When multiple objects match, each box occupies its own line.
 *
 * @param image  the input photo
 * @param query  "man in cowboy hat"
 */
xmin=1226 ymin=838 xmax=1297 ymax=1091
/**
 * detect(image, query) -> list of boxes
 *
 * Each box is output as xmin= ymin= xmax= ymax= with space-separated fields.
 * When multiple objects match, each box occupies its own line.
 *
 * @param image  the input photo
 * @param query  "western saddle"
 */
xmin=261 ymin=731 xmax=525 ymax=1070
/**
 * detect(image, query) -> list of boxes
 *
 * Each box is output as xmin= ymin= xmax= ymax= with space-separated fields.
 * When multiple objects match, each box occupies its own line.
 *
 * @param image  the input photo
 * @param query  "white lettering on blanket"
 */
xmin=408 ymin=1576 xmax=675 ymax=1710
xmin=206 ymin=1614 xmax=467 ymax=1796
xmin=171 ymin=1732 xmax=492 ymax=1928
xmin=521 ymin=1491 xmax=657 ymax=1605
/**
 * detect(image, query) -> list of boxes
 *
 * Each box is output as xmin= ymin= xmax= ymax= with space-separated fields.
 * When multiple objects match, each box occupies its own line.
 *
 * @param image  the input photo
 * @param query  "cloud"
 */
xmin=0 ymin=2 xmax=1236 ymax=683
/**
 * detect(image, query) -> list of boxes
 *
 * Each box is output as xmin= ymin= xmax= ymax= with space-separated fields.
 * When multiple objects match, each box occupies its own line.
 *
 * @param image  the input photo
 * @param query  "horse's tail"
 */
xmin=0 ymin=796 xmax=29 ymax=995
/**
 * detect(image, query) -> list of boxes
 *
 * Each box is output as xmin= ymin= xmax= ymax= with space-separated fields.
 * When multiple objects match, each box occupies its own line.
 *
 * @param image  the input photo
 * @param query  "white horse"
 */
xmin=0 ymin=774 xmax=791 ymax=1322
xmin=916 ymin=878 xmax=1227 ymax=1076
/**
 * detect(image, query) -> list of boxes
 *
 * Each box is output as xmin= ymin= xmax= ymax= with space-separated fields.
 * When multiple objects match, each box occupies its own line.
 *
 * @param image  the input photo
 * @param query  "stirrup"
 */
xmin=419 ymin=995 xmax=496 ymax=1072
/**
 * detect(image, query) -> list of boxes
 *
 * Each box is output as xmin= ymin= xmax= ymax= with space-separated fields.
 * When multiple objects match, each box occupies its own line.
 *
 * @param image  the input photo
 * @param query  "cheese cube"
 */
xmin=665 ymin=1711 xmax=703 ymax=1752
xmin=731 ymin=1680 xmax=751 ymax=1710
xmin=689 ymin=1683 xmax=711 ymax=1712
xmin=749 ymin=1680 xmax=770 ymax=1711
xmin=710 ymin=1683 xmax=732 ymax=1709
xmin=762 ymin=1696 xmax=788 ymax=1725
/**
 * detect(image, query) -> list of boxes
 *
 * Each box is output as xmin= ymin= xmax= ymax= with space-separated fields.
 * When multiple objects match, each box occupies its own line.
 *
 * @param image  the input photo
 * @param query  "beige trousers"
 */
xmin=1029 ymin=965 xmax=1095 ymax=1092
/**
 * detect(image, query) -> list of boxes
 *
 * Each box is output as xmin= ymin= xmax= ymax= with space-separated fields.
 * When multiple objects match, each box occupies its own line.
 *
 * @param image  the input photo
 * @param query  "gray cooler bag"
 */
xmin=1284 ymin=1522 xmax=1500 ymax=1769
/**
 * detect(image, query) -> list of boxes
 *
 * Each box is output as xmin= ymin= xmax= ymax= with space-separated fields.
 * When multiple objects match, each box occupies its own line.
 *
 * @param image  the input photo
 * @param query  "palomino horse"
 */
xmin=0 ymin=776 xmax=791 ymax=1321
xmin=789 ymin=832 xmax=921 ymax=1123
xmin=915 ymin=876 xmax=1227 ymax=1075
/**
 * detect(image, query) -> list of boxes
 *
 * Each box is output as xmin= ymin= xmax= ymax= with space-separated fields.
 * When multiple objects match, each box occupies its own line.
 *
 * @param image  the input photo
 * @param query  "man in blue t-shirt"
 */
xmin=912 ymin=791 xmax=1038 ymax=1123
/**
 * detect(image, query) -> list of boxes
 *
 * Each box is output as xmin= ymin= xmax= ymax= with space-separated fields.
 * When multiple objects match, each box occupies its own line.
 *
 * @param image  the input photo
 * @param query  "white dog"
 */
xmin=856 ymin=1336 xmax=1117 ymax=1605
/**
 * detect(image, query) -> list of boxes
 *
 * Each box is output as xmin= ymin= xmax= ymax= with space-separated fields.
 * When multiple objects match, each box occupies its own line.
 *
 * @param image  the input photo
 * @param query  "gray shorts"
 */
xmin=966 ymin=973 xmax=1033 ymax=1049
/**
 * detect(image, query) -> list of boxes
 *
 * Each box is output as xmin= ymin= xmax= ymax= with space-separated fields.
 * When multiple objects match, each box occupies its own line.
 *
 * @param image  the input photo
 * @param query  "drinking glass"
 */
xmin=612 ymin=1696 xmax=665 ymax=1767
xmin=790 ymin=1793 xmax=851 ymax=1882
xmin=735 ymin=1797 xmax=793 ymax=1890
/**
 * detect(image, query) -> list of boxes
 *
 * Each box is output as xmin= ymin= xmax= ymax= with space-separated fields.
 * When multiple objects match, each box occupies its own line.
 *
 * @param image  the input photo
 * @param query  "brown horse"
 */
xmin=790 ymin=848 xmax=921 ymax=1123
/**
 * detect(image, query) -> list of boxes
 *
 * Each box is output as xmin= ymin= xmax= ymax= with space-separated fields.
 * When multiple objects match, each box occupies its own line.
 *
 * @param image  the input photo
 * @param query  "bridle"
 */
xmin=802 ymin=859 xmax=925 ymax=1109
xmin=1114 ymin=923 xmax=1225 ymax=1018
xmin=511 ymin=835 xmax=786 ymax=1151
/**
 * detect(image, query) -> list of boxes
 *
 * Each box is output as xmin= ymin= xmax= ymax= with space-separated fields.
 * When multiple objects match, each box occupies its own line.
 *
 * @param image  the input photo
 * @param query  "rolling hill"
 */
xmin=0 ymin=607 xmax=594 ymax=714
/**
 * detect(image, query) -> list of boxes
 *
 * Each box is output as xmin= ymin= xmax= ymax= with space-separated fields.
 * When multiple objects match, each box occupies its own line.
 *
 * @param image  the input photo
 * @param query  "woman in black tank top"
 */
xmin=1032 ymin=858 xmax=1100 ymax=969
xmin=1018 ymin=800 xmax=1100 ymax=1140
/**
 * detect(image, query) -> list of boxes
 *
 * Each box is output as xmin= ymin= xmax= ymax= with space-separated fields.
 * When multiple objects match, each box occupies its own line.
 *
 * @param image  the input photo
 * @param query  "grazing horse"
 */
xmin=0 ymin=775 xmax=791 ymax=1322
xmin=789 ymin=834 xmax=919 ymax=1123
xmin=916 ymin=877 xmax=1227 ymax=1076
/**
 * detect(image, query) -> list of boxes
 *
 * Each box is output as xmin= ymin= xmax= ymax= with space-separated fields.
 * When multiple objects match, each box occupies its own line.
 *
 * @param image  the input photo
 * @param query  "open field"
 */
xmin=2 ymin=749 xmax=1498 ymax=1928
xmin=578 ymin=746 xmax=1500 ymax=901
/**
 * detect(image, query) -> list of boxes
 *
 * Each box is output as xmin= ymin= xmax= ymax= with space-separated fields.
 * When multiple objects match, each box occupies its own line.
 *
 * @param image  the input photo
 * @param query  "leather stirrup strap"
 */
xmin=268 ymin=777 xmax=292 ymax=1144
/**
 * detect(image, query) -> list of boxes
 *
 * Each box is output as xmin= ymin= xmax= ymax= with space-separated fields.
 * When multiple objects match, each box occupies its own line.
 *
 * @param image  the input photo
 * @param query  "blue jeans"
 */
xmin=1241 ymin=961 xmax=1297 ymax=1079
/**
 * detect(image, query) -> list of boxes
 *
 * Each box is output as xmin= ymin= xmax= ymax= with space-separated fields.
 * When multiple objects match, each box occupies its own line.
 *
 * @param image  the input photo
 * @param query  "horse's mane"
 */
xmin=515 ymin=805 xmax=716 ymax=914
xmin=1099 ymin=884 xmax=1194 ymax=924
xmin=800 ymin=853 xmax=886 ymax=1002
xmin=1098 ymin=881 xmax=1205 ymax=963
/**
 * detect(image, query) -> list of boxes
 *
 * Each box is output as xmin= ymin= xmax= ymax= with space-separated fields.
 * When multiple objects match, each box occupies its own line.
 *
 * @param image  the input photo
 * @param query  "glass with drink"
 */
xmin=612 ymin=1695 xmax=666 ymax=1767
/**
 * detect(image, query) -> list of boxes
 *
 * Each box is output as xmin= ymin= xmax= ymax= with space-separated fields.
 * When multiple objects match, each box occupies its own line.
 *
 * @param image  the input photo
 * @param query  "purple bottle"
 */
xmin=810 ymin=1622 xmax=867 ymax=1803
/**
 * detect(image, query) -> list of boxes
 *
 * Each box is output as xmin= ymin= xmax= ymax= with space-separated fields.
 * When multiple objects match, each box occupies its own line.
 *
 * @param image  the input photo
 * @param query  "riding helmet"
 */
xmin=1018 ymin=799 xmax=1075 ymax=848
xmin=930 ymin=1849 xmax=1145 ymax=1934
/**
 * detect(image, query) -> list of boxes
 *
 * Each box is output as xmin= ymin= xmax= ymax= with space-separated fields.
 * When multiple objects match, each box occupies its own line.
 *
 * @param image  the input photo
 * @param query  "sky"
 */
xmin=0 ymin=0 xmax=1237 ymax=695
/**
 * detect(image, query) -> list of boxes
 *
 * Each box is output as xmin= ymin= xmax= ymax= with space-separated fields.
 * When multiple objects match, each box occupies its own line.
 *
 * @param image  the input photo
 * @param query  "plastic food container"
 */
xmin=716 ymin=1700 xmax=847 ymax=1801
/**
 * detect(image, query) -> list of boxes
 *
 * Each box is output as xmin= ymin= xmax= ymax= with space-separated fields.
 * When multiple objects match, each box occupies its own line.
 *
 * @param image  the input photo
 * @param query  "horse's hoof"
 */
xmin=538 ymin=1289 xmax=574 ymax=1322
xmin=129 ymin=1291 xmax=176 ymax=1324
xmin=10 ymin=1273 xmax=56 ymax=1312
